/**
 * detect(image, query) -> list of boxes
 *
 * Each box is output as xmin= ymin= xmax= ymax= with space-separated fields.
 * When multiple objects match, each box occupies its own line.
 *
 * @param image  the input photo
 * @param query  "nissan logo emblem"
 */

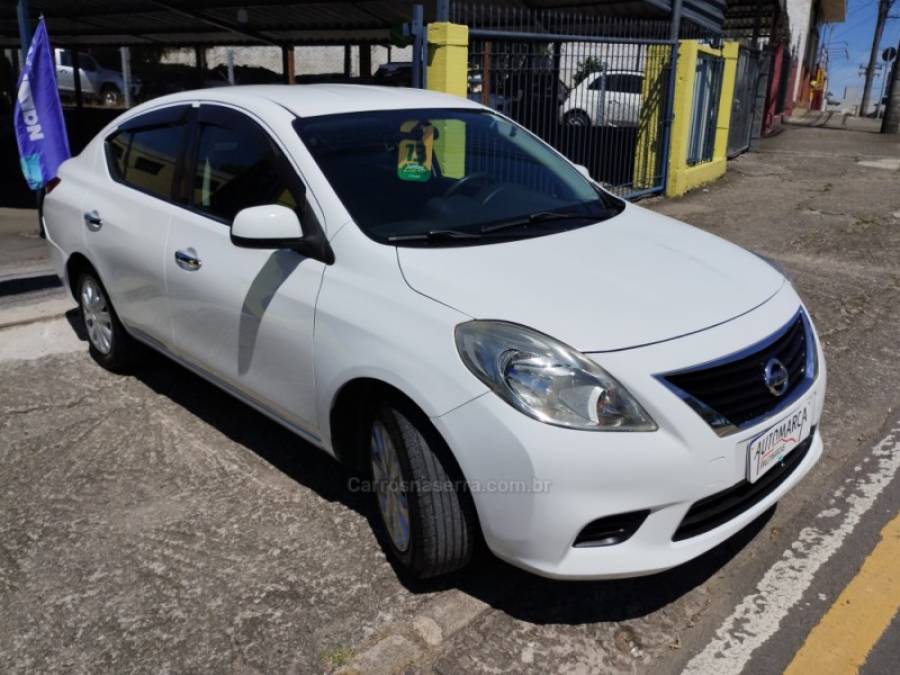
xmin=764 ymin=358 xmax=790 ymax=397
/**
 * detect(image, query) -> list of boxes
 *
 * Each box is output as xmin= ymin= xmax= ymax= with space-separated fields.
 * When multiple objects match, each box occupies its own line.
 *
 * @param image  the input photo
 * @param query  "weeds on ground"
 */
xmin=321 ymin=645 xmax=354 ymax=670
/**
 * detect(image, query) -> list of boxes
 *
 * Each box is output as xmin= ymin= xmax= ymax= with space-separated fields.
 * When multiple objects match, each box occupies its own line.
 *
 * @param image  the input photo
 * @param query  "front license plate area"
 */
xmin=746 ymin=399 xmax=813 ymax=483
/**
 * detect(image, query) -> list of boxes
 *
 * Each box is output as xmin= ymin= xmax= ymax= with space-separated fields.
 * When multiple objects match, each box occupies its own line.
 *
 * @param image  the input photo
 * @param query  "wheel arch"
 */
xmin=65 ymin=251 xmax=99 ymax=300
xmin=329 ymin=377 xmax=431 ymax=471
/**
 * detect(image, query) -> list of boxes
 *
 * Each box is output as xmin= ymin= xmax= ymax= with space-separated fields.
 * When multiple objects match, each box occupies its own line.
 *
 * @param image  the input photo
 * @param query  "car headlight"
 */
xmin=455 ymin=321 xmax=657 ymax=431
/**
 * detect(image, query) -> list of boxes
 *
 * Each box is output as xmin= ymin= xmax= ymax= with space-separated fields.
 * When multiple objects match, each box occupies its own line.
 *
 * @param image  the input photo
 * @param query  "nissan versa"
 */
xmin=42 ymin=85 xmax=826 ymax=580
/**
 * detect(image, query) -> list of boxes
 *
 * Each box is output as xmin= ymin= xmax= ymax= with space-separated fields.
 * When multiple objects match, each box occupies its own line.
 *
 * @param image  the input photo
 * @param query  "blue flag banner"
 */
xmin=14 ymin=18 xmax=70 ymax=190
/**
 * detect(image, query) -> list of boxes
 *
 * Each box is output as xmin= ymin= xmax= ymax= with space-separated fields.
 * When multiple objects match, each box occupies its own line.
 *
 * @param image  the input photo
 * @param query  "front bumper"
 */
xmin=433 ymin=284 xmax=826 ymax=579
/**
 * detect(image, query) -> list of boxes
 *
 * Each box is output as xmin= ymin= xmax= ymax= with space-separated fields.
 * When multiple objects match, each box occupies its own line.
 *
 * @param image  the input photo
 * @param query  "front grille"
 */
xmin=663 ymin=312 xmax=811 ymax=429
xmin=573 ymin=510 xmax=649 ymax=548
xmin=672 ymin=429 xmax=814 ymax=541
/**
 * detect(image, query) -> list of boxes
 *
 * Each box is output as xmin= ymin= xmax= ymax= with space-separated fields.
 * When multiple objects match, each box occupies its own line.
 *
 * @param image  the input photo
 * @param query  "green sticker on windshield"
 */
xmin=397 ymin=122 xmax=434 ymax=182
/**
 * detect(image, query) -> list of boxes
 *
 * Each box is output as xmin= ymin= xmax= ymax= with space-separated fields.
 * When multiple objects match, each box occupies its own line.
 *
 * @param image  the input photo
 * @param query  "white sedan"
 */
xmin=560 ymin=70 xmax=643 ymax=127
xmin=43 ymin=85 xmax=826 ymax=580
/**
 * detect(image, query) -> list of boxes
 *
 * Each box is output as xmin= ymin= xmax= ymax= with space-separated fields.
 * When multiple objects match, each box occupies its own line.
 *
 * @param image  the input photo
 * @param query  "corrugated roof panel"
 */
xmin=1 ymin=0 xmax=733 ymax=45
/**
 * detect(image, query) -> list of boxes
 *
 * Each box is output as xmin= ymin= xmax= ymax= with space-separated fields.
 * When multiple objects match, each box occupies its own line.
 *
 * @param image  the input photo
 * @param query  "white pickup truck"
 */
xmin=53 ymin=48 xmax=141 ymax=106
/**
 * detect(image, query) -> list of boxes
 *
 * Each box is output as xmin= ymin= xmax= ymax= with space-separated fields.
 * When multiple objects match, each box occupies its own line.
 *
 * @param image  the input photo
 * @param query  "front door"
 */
xmin=165 ymin=105 xmax=326 ymax=438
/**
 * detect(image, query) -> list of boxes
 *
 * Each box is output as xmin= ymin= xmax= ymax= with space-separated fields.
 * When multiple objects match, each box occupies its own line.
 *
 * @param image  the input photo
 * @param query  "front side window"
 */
xmin=295 ymin=109 xmax=621 ymax=246
xmin=80 ymin=54 xmax=99 ymax=72
xmin=191 ymin=123 xmax=299 ymax=223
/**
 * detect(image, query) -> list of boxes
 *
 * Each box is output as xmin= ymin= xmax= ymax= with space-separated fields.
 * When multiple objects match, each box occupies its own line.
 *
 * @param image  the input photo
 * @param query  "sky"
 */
xmin=824 ymin=0 xmax=900 ymax=99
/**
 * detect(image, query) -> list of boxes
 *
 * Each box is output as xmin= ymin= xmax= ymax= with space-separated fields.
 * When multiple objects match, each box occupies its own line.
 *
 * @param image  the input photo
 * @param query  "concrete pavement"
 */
xmin=1 ymin=121 xmax=899 ymax=673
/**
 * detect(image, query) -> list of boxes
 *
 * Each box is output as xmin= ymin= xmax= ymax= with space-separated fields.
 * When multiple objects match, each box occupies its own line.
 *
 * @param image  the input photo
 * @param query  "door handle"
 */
xmin=83 ymin=210 xmax=102 ymax=231
xmin=174 ymin=248 xmax=202 ymax=271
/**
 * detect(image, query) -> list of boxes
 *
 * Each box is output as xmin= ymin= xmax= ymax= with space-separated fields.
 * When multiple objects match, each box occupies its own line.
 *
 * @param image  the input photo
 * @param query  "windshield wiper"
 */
xmin=481 ymin=210 xmax=605 ymax=234
xmin=387 ymin=229 xmax=484 ymax=243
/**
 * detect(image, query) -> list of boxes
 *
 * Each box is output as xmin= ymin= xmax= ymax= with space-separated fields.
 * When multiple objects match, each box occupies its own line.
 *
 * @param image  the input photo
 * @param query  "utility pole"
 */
xmin=883 ymin=38 xmax=900 ymax=133
xmin=861 ymin=0 xmax=894 ymax=116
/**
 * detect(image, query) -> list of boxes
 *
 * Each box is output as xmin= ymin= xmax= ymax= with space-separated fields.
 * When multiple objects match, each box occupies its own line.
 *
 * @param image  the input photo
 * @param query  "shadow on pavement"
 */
xmin=68 ymin=316 xmax=775 ymax=626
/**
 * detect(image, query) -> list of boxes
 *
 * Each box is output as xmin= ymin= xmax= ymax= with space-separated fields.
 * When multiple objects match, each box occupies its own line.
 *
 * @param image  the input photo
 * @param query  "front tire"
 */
xmin=564 ymin=110 xmax=592 ymax=127
xmin=369 ymin=403 xmax=475 ymax=579
xmin=77 ymin=272 xmax=139 ymax=372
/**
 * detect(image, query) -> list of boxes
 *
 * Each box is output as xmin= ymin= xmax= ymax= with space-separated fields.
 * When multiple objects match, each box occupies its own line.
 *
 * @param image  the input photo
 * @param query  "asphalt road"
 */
xmin=1 ymin=121 xmax=898 ymax=674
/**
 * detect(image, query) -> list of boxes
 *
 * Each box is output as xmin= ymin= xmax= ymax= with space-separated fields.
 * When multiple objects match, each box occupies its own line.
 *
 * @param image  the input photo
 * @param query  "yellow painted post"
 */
xmin=666 ymin=41 xmax=699 ymax=197
xmin=633 ymin=45 xmax=672 ymax=189
xmin=427 ymin=22 xmax=470 ymax=179
xmin=427 ymin=22 xmax=469 ymax=97
xmin=665 ymin=41 xmax=741 ymax=197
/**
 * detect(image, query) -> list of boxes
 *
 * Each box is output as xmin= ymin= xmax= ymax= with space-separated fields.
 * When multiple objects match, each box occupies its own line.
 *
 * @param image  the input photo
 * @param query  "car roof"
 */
xmin=155 ymin=84 xmax=484 ymax=118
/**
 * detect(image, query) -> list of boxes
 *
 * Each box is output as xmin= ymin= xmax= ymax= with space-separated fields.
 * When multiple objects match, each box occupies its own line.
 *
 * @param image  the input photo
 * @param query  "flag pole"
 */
xmin=16 ymin=0 xmax=32 ymax=67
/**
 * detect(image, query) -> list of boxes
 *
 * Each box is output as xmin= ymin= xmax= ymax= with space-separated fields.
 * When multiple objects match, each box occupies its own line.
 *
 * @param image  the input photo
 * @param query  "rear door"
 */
xmin=83 ymin=105 xmax=192 ymax=347
xmin=164 ymin=104 xmax=326 ymax=437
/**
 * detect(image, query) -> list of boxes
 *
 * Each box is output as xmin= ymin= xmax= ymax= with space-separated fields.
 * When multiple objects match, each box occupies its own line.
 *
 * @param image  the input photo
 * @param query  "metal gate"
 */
xmin=728 ymin=46 xmax=760 ymax=157
xmin=450 ymin=2 xmax=677 ymax=199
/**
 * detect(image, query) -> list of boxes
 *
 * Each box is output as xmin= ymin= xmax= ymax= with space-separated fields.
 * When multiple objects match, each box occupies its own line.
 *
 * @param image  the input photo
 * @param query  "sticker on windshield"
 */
xmin=397 ymin=121 xmax=434 ymax=182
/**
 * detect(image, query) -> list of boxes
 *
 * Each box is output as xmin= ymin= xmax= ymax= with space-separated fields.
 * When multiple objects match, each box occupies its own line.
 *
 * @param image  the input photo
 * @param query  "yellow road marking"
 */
xmin=784 ymin=513 xmax=900 ymax=675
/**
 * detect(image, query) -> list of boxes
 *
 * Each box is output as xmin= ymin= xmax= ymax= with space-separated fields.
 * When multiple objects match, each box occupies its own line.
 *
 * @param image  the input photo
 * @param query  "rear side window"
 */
xmin=191 ymin=121 xmax=299 ymax=223
xmin=606 ymin=74 xmax=642 ymax=94
xmin=104 ymin=105 xmax=191 ymax=201
xmin=105 ymin=122 xmax=186 ymax=200
xmin=126 ymin=125 xmax=185 ymax=199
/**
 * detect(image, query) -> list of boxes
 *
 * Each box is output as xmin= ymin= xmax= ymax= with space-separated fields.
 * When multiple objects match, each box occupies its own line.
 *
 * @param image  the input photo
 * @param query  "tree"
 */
xmin=572 ymin=56 xmax=605 ymax=86
xmin=861 ymin=0 xmax=897 ymax=115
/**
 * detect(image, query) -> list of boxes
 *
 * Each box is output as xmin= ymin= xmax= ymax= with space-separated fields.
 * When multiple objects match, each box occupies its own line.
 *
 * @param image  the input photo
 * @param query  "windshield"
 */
xmin=294 ymin=109 xmax=622 ymax=245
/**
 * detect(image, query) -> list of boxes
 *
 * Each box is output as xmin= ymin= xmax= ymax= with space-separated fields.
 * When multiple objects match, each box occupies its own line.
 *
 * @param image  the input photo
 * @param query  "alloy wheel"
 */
xmin=370 ymin=420 xmax=411 ymax=553
xmin=81 ymin=278 xmax=114 ymax=355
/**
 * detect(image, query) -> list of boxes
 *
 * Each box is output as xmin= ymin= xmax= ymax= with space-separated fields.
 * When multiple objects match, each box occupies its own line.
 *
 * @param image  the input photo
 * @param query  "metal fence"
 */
xmin=450 ymin=2 xmax=677 ymax=198
xmin=727 ymin=46 xmax=760 ymax=157
xmin=687 ymin=52 xmax=724 ymax=165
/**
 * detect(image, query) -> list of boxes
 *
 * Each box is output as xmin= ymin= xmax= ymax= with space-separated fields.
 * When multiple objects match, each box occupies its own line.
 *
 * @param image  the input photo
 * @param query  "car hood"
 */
xmin=396 ymin=203 xmax=784 ymax=352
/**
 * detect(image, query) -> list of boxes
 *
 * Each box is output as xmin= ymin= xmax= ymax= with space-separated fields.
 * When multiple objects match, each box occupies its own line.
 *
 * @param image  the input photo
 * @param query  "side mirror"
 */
xmin=231 ymin=204 xmax=304 ymax=249
xmin=573 ymin=164 xmax=592 ymax=181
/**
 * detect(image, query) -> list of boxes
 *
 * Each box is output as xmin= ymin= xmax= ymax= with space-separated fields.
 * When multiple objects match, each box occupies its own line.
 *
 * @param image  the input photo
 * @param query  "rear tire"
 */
xmin=77 ymin=272 xmax=140 ymax=372
xmin=369 ymin=402 xmax=475 ymax=579
xmin=101 ymin=84 xmax=122 ymax=107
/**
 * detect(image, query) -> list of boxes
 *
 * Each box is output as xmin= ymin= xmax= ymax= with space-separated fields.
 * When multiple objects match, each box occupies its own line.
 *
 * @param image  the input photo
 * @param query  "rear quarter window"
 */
xmin=105 ymin=131 xmax=130 ymax=180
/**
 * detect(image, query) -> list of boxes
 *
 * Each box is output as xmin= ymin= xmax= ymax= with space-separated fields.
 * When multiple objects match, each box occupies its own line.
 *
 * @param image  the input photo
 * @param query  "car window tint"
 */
xmin=124 ymin=124 xmax=185 ymax=199
xmin=192 ymin=123 xmax=298 ymax=222
xmin=588 ymin=76 xmax=604 ymax=91
xmin=81 ymin=55 xmax=98 ymax=72
xmin=296 ymin=109 xmax=611 ymax=243
xmin=58 ymin=50 xmax=72 ymax=67
xmin=624 ymin=75 xmax=643 ymax=94
xmin=105 ymin=131 xmax=131 ymax=180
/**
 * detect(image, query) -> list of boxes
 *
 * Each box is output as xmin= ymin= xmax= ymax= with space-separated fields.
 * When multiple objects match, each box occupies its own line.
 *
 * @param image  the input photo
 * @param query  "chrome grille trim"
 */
xmin=656 ymin=309 xmax=818 ymax=437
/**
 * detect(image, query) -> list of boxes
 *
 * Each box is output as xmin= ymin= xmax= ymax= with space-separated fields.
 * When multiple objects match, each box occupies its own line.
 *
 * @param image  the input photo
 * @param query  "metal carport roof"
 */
xmin=0 ymin=1 xmax=730 ymax=49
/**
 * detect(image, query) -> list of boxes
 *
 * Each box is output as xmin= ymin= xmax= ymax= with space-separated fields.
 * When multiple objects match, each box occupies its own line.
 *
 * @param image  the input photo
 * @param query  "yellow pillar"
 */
xmin=666 ymin=40 xmax=699 ymax=197
xmin=665 ymin=40 xmax=741 ymax=197
xmin=633 ymin=45 xmax=672 ymax=190
xmin=427 ymin=22 xmax=470 ymax=178
xmin=427 ymin=22 xmax=469 ymax=98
